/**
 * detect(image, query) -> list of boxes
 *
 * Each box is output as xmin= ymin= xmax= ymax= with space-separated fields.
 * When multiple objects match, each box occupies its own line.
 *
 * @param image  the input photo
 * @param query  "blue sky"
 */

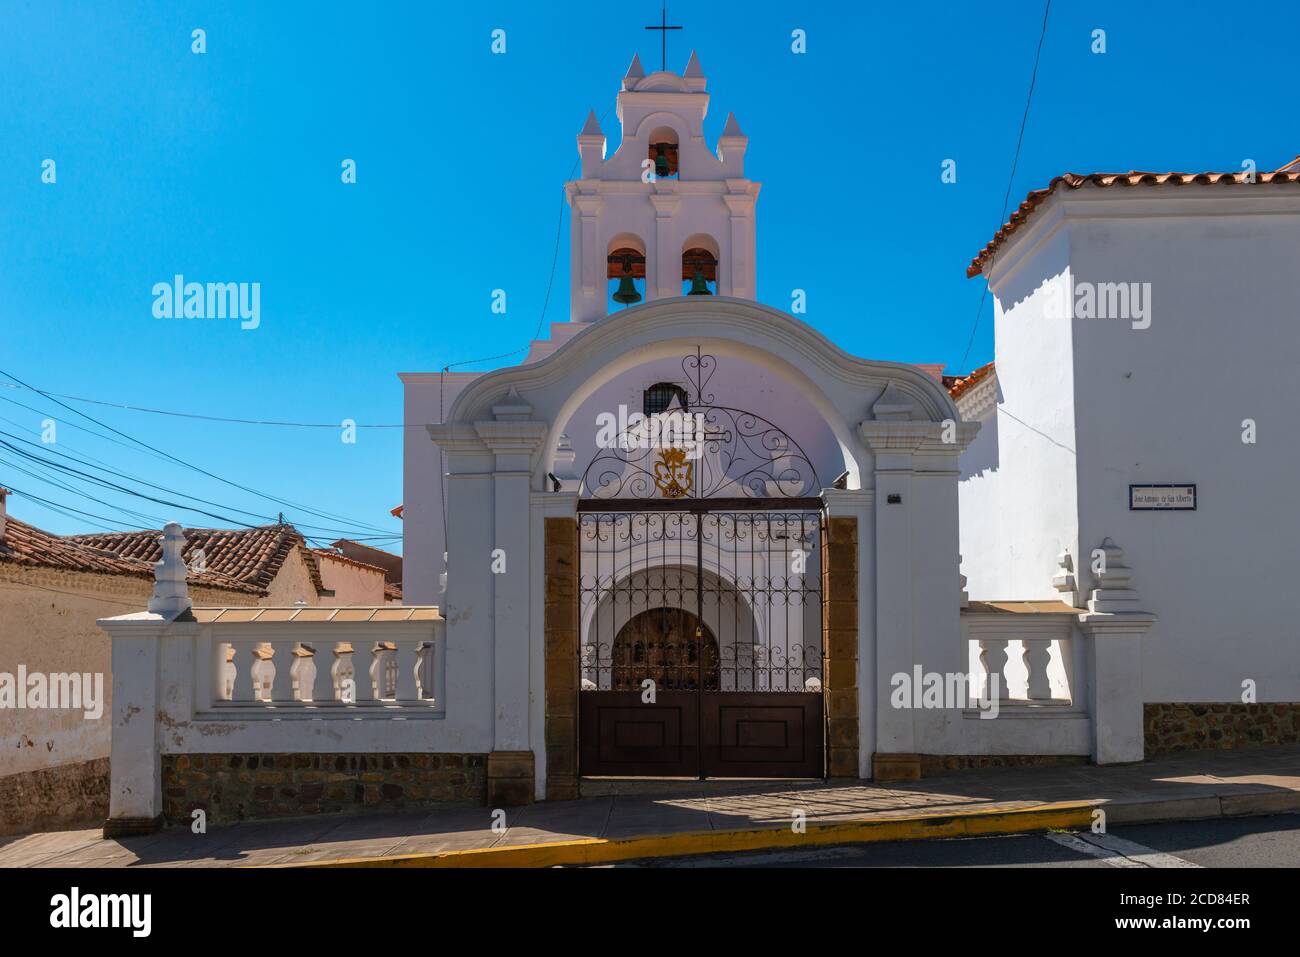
xmin=0 ymin=0 xmax=1294 ymax=548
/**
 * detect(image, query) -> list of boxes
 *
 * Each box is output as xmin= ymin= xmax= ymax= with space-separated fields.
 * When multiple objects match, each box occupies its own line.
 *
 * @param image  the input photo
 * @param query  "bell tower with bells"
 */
xmin=565 ymin=45 xmax=760 ymax=323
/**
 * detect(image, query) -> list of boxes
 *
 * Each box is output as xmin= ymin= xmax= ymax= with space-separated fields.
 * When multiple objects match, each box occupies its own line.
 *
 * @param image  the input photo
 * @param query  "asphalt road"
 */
xmin=619 ymin=813 xmax=1300 ymax=868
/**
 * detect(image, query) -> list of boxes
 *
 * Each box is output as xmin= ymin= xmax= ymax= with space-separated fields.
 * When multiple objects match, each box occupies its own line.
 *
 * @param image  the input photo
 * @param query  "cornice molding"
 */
xmin=956 ymin=370 xmax=998 ymax=420
xmin=443 ymin=297 xmax=959 ymax=427
xmin=859 ymin=420 xmax=980 ymax=454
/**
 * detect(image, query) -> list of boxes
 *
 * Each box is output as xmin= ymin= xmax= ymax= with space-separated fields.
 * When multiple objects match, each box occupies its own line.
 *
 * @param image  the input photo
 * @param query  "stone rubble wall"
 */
xmin=1145 ymin=703 xmax=1300 ymax=754
xmin=161 ymin=752 xmax=486 ymax=826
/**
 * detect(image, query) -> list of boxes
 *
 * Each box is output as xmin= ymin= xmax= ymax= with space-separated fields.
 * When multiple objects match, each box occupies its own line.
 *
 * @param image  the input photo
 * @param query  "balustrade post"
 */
xmin=978 ymin=638 xmax=1010 ymax=701
xmin=416 ymin=642 xmax=434 ymax=700
xmin=270 ymin=641 xmax=298 ymax=703
xmin=311 ymin=641 xmax=337 ymax=703
xmin=350 ymin=641 xmax=377 ymax=704
xmin=394 ymin=640 xmax=420 ymax=701
xmin=230 ymin=642 xmax=255 ymax=702
xmin=213 ymin=641 xmax=232 ymax=701
xmin=1022 ymin=640 xmax=1053 ymax=700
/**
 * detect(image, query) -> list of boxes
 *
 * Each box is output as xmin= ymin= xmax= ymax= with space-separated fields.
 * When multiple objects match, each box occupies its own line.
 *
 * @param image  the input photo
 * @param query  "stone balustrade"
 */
xmin=214 ymin=633 xmax=436 ymax=709
xmin=962 ymin=601 xmax=1079 ymax=707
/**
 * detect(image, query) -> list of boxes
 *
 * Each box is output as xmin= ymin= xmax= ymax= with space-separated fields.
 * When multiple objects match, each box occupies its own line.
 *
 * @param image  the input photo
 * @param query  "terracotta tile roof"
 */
xmin=967 ymin=158 xmax=1300 ymax=278
xmin=913 ymin=363 xmax=947 ymax=384
xmin=943 ymin=361 xmax=995 ymax=400
xmin=383 ymin=581 xmax=403 ymax=602
xmin=0 ymin=516 xmax=260 ymax=594
xmin=2 ymin=516 xmax=154 ymax=578
xmin=67 ymin=523 xmax=324 ymax=597
xmin=312 ymin=548 xmax=388 ymax=576
xmin=330 ymin=539 xmax=402 ymax=586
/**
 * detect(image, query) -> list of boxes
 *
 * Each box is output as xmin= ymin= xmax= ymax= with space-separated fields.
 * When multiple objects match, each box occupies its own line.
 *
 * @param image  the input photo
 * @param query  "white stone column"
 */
xmin=859 ymin=385 xmax=979 ymax=779
xmin=723 ymin=190 xmax=757 ymax=299
xmin=428 ymin=424 xmax=497 ymax=752
xmin=569 ymin=191 xmax=604 ymax=322
xmin=434 ymin=392 xmax=549 ymax=804
xmin=475 ymin=413 xmax=549 ymax=752
xmin=864 ymin=437 xmax=917 ymax=763
xmin=98 ymin=521 xmax=195 ymax=836
xmin=650 ymin=190 xmax=680 ymax=301
xmin=1077 ymin=541 xmax=1155 ymax=764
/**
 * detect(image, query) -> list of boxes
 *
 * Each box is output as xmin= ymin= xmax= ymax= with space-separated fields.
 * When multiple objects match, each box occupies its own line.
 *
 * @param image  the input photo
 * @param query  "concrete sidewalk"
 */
xmin=4 ymin=746 xmax=1299 ymax=868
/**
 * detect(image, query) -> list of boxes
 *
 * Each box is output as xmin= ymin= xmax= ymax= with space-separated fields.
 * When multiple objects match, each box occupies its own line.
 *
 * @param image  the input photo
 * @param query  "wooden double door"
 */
xmin=577 ymin=508 xmax=825 ymax=779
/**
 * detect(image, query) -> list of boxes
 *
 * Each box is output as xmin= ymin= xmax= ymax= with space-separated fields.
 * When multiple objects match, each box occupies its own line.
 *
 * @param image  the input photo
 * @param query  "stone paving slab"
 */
xmin=2 ymin=746 xmax=1298 ymax=867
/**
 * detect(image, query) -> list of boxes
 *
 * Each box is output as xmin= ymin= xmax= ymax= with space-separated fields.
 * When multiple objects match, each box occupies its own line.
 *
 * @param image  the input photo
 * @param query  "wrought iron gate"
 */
xmin=577 ymin=503 xmax=825 ymax=778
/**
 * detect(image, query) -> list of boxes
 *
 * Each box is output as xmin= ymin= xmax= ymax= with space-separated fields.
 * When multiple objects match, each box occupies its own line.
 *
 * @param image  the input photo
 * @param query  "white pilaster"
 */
xmin=860 ymin=385 xmax=979 ymax=772
xmin=1077 ymin=540 xmax=1155 ymax=763
xmin=99 ymin=522 xmax=197 ymax=835
xmin=435 ymin=393 xmax=550 ymax=758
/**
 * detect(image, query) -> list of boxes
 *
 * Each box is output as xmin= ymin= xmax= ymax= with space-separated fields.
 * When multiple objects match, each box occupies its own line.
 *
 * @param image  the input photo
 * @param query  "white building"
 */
xmin=958 ymin=162 xmax=1300 ymax=755
xmin=96 ymin=58 xmax=1300 ymax=834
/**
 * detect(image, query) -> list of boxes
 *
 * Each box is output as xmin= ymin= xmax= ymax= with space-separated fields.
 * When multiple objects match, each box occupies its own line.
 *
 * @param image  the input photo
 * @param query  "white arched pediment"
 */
xmin=439 ymin=297 xmax=959 ymax=492
xmin=601 ymin=110 xmax=716 ymax=173
xmin=633 ymin=71 xmax=693 ymax=93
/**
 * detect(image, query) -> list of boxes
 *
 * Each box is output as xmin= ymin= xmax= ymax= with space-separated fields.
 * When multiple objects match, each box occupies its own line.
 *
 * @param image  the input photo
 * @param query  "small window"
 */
xmin=643 ymin=382 xmax=688 ymax=417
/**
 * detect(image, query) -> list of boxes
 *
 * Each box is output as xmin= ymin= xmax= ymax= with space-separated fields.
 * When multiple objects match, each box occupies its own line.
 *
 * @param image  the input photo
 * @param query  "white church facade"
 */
xmin=97 ymin=56 xmax=1300 ymax=832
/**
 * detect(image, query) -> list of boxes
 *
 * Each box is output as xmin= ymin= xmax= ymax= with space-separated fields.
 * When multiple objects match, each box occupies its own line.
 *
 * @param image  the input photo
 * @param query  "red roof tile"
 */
xmin=0 ymin=516 xmax=260 ymax=594
xmin=67 ymin=523 xmax=324 ymax=596
xmin=943 ymin=361 xmax=995 ymax=400
xmin=330 ymin=539 xmax=402 ymax=586
xmin=312 ymin=548 xmax=388 ymax=576
xmin=968 ymin=159 xmax=1300 ymax=278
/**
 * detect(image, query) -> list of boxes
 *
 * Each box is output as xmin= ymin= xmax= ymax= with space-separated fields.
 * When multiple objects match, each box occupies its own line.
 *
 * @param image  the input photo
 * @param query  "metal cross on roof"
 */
xmin=644 ymin=4 xmax=683 ymax=72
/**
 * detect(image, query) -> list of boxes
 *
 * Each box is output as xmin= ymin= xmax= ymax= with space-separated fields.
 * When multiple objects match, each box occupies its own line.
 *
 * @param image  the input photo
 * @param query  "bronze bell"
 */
xmin=687 ymin=267 xmax=712 ymax=296
xmin=612 ymin=255 xmax=641 ymax=305
xmin=654 ymin=143 xmax=671 ymax=178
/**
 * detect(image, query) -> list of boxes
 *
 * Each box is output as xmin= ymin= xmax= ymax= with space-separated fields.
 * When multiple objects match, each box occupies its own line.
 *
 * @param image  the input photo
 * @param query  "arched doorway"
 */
xmin=575 ymin=349 xmax=828 ymax=780
xmin=611 ymin=608 xmax=719 ymax=691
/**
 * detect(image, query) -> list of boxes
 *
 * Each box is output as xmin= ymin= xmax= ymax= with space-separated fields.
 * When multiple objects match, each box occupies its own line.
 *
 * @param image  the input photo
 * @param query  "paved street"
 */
xmin=3 ymin=746 xmax=1299 ymax=867
xmin=623 ymin=814 xmax=1300 ymax=867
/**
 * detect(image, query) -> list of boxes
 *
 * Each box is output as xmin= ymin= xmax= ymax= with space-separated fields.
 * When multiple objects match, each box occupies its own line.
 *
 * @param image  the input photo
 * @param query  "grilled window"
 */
xmin=643 ymin=382 xmax=688 ymax=417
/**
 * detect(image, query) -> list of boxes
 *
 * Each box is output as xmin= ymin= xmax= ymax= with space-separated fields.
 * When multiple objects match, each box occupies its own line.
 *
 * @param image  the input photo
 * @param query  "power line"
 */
xmin=1 ymin=110 xmax=598 ymax=546
xmin=1 ymin=482 xmax=157 ymax=530
xmin=997 ymin=405 xmax=1075 ymax=456
xmin=0 ymin=367 xmax=395 ymax=536
xmin=0 ymin=439 xmax=253 ymax=527
xmin=437 ymin=109 xmax=599 ymax=377
xmin=0 ymin=419 xmax=403 ymax=542
xmin=0 ymin=455 xmax=169 ymax=527
xmin=0 ymin=390 xmax=184 ymax=470
xmin=957 ymin=0 xmax=1052 ymax=373
xmin=0 ymin=384 xmax=411 ymax=428
xmin=0 ymin=426 xmax=265 ymax=524
xmin=0 ymin=424 xmax=400 ymax=539
xmin=434 ymin=125 xmax=598 ymax=540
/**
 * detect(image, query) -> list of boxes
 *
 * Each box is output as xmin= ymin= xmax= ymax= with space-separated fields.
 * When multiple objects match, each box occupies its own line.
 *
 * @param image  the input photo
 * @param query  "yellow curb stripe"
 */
xmin=272 ymin=800 xmax=1098 ymax=869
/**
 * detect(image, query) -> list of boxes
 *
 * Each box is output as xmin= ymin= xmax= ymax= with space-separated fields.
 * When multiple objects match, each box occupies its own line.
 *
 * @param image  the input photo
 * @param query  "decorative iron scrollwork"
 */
xmin=581 ymin=349 xmax=820 ymax=500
